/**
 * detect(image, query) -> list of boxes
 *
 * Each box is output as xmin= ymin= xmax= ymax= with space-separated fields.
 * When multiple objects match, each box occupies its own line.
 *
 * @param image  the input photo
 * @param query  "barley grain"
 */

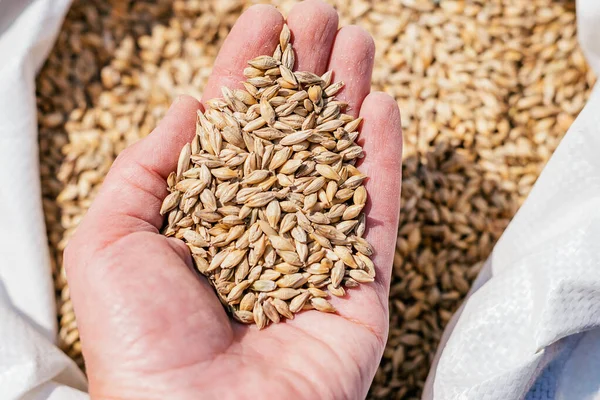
xmin=40 ymin=1 xmax=593 ymax=397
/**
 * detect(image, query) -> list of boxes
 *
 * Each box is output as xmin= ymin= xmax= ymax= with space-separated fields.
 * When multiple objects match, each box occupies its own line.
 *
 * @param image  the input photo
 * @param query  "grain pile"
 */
xmin=161 ymin=25 xmax=375 ymax=327
xmin=36 ymin=0 xmax=595 ymax=398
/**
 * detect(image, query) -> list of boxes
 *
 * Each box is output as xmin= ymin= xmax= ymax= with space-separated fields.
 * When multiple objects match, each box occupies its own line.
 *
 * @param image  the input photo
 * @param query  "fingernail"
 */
xmin=167 ymin=237 xmax=194 ymax=270
xmin=169 ymin=96 xmax=181 ymax=110
xmin=166 ymin=96 xmax=183 ymax=114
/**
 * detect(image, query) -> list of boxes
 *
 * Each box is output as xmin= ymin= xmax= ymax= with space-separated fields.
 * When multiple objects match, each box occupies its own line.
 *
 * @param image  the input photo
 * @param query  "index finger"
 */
xmin=202 ymin=5 xmax=284 ymax=102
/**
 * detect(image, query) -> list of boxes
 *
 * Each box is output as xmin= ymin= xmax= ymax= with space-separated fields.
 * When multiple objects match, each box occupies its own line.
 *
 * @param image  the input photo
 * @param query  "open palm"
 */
xmin=64 ymin=1 xmax=402 ymax=399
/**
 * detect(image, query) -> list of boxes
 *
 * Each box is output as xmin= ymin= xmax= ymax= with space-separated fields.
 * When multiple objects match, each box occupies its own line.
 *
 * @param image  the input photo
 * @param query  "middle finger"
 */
xmin=286 ymin=0 xmax=339 ymax=75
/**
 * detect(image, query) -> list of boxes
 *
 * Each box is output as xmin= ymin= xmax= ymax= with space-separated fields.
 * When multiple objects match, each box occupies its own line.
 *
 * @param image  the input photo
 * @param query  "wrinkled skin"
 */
xmin=64 ymin=1 xmax=402 ymax=399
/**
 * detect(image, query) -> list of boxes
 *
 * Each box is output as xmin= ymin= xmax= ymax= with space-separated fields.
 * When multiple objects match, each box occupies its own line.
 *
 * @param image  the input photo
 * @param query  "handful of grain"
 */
xmin=160 ymin=24 xmax=374 ymax=329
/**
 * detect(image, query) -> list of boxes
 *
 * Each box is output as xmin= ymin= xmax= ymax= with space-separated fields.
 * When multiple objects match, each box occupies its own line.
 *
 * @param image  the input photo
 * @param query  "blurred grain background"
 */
xmin=36 ymin=0 xmax=595 ymax=398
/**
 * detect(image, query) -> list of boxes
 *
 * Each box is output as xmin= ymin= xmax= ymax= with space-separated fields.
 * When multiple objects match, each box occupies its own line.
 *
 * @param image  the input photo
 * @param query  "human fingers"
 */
xmin=326 ymin=25 xmax=375 ymax=116
xmin=286 ymin=0 xmax=339 ymax=75
xmin=202 ymin=4 xmax=284 ymax=102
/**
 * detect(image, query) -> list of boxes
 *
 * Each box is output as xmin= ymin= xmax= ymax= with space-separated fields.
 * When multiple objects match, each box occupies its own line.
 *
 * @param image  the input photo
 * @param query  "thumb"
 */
xmin=63 ymin=96 xmax=234 ymax=389
xmin=69 ymin=95 xmax=201 ymax=255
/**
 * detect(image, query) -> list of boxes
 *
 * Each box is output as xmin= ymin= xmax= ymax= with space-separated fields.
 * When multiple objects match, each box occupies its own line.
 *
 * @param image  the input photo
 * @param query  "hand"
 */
xmin=64 ymin=1 xmax=402 ymax=399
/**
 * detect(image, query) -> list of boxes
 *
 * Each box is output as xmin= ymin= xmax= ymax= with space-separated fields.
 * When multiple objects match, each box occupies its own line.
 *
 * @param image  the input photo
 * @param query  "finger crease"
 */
xmin=339 ymin=313 xmax=387 ymax=351
xmin=119 ymin=158 xmax=167 ymax=205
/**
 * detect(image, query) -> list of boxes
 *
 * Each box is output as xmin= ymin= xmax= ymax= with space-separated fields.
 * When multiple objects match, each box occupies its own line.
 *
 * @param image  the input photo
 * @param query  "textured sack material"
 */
xmin=426 ymin=1 xmax=600 ymax=398
xmin=0 ymin=0 xmax=87 ymax=398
